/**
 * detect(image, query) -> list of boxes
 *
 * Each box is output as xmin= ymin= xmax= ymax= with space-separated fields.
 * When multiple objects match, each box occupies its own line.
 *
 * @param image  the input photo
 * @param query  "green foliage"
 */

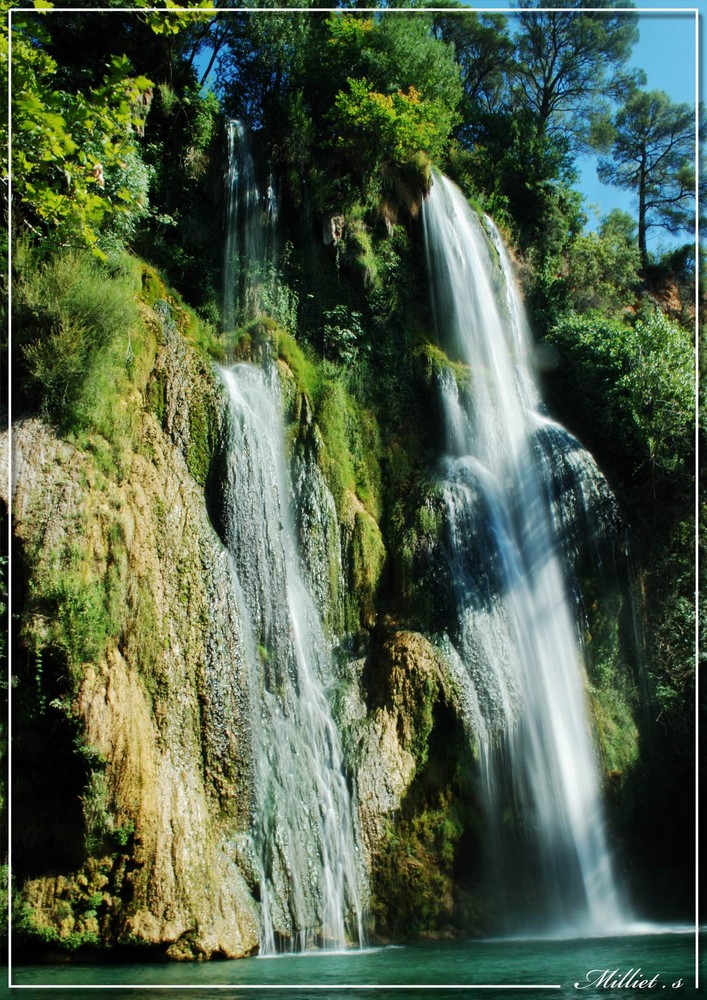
xmin=321 ymin=14 xmax=460 ymax=188
xmin=546 ymin=310 xmax=694 ymax=493
xmin=273 ymin=328 xmax=321 ymax=404
xmin=430 ymin=8 xmax=513 ymax=125
xmin=271 ymin=322 xmax=383 ymax=521
xmin=332 ymin=78 xmax=454 ymax=174
xmin=324 ymin=13 xmax=463 ymax=124
xmin=544 ymin=307 xmax=694 ymax=789
xmin=348 ymin=509 xmax=386 ymax=633
xmin=416 ymin=341 xmax=471 ymax=396
xmin=13 ymin=243 xmax=155 ymax=473
xmin=322 ymin=304 xmax=366 ymax=365
xmin=81 ymin=770 xmax=113 ymax=856
xmin=219 ymin=11 xmax=460 ymax=212
xmin=512 ymin=0 xmax=639 ymax=146
xmin=317 ymin=378 xmax=377 ymax=517
xmin=558 ymin=210 xmax=641 ymax=315
xmin=183 ymin=370 xmax=222 ymax=488
xmin=11 ymin=18 xmax=153 ymax=255
xmin=14 ymin=901 xmax=101 ymax=954
xmin=459 ymin=108 xmax=583 ymax=256
xmin=42 ymin=572 xmax=119 ymax=681
xmin=584 ymin=588 xmax=641 ymax=777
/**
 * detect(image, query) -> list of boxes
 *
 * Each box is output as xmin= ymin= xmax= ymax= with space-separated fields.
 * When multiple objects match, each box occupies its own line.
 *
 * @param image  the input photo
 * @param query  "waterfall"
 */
xmin=422 ymin=173 xmax=627 ymax=934
xmin=219 ymin=362 xmax=365 ymax=953
xmin=223 ymin=120 xmax=280 ymax=330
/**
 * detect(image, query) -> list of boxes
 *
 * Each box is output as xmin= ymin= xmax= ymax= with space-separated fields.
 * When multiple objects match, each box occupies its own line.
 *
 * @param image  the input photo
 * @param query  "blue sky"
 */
xmin=460 ymin=3 xmax=699 ymax=249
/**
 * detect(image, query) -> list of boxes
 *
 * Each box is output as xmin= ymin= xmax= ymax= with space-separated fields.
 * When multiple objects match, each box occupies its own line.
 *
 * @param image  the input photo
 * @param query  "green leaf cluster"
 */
xmin=11 ymin=18 xmax=153 ymax=255
xmin=547 ymin=310 xmax=694 ymax=490
xmin=332 ymin=78 xmax=454 ymax=170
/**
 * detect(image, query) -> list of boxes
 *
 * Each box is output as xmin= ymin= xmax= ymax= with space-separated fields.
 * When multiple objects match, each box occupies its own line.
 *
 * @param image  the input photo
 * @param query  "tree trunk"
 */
xmin=638 ymin=153 xmax=648 ymax=270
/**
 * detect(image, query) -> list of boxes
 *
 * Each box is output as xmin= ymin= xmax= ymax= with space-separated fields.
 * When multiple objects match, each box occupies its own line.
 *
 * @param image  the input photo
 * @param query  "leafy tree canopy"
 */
xmin=430 ymin=5 xmax=513 ymax=120
xmin=217 ymin=11 xmax=461 ymax=181
xmin=10 ymin=15 xmax=153 ymax=255
xmin=512 ymin=0 xmax=640 ymax=148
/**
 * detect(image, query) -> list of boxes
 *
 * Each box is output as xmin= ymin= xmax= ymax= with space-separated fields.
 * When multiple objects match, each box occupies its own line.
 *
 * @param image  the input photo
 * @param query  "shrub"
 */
xmin=15 ymin=243 xmax=141 ymax=427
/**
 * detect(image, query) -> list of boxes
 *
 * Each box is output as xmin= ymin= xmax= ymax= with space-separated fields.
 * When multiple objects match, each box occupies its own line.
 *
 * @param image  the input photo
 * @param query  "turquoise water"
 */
xmin=4 ymin=928 xmax=699 ymax=999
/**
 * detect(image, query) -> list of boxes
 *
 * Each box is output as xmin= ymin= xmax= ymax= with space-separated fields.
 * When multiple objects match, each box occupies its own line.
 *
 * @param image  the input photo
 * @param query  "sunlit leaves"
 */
xmin=548 ymin=310 xmax=695 ymax=480
xmin=332 ymin=78 xmax=454 ymax=168
xmin=129 ymin=0 xmax=215 ymax=37
xmin=10 ymin=19 xmax=153 ymax=254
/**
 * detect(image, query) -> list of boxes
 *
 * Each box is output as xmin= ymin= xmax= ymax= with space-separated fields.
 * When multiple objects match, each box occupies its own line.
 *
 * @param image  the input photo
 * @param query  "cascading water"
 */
xmin=219 ymin=362 xmax=365 ymax=953
xmin=223 ymin=120 xmax=261 ymax=331
xmin=223 ymin=120 xmax=280 ymax=330
xmin=423 ymin=173 xmax=627 ymax=934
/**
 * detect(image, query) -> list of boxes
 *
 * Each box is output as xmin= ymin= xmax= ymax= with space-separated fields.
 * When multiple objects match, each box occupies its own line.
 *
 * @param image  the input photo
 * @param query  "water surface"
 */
xmin=9 ymin=929 xmax=697 ymax=999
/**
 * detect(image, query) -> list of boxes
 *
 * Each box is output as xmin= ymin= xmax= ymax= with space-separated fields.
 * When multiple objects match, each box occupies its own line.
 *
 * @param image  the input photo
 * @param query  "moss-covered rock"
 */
xmin=584 ymin=587 xmax=641 ymax=780
xmin=390 ymin=479 xmax=453 ymax=630
xmin=4 ymin=291 xmax=259 ymax=959
xmin=355 ymin=627 xmax=483 ymax=940
xmin=146 ymin=299 xmax=225 ymax=489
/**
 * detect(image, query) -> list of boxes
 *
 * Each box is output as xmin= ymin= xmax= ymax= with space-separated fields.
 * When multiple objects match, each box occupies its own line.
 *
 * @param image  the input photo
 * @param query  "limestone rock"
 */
xmin=4 ymin=337 xmax=259 ymax=959
xmin=355 ymin=628 xmax=446 ymax=866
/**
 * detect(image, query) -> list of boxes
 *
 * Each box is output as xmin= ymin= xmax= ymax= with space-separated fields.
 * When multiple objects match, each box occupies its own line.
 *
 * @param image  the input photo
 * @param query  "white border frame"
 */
xmin=3 ymin=3 xmax=701 ymax=994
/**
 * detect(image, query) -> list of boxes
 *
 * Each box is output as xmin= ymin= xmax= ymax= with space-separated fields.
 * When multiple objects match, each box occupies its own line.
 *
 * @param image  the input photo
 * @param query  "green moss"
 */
xmin=316 ymin=378 xmax=383 ymax=524
xmin=15 ymin=246 xmax=159 ymax=478
xmin=273 ymin=328 xmax=321 ymax=403
xmin=140 ymin=264 xmax=168 ymax=309
xmin=583 ymin=587 xmax=641 ymax=778
xmin=416 ymin=341 xmax=471 ymax=395
xmin=347 ymin=218 xmax=380 ymax=290
xmin=390 ymin=479 xmax=449 ymax=628
xmin=371 ymin=793 xmax=462 ymax=938
xmin=317 ymin=381 xmax=356 ymax=511
xmin=186 ymin=383 xmax=220 ymax=489
xmin=590 ymin=681 xmax=640 ymax=776
xmin=348 ymin=509 xmax=386 ymax=632
xmin=145 ymin=370 xmax=167 ymax=424
xmin=13 ymin=858 xmax=115 ymax=954
xmin=409 ymin=675 xmax=437 ymax=768
xmin=15 ymin=901 xmax=102 ymax=953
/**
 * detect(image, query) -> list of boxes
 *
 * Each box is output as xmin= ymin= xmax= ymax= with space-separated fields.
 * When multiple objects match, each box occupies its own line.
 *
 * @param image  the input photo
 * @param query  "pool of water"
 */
xmin=5 ymin=926 xmax=700 ymax=999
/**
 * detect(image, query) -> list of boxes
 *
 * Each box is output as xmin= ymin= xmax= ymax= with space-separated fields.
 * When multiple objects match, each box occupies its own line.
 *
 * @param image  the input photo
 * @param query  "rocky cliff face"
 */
xmin=4 ymin=290 xmax=447 ymax=959
xmin=5 ymin=326 xmax=261 ymax=957
xmin=5 ymin=259 xmax=640 ymax=957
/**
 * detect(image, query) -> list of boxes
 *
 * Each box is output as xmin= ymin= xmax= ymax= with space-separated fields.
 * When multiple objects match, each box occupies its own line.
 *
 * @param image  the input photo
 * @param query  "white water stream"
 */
xmin=219 ymin=363 xmax=365 ymax=953
xmin=423 ymin=174 xmax=626 ymax=933
xmin=223 ymin=119 xmax=279 ymax=330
